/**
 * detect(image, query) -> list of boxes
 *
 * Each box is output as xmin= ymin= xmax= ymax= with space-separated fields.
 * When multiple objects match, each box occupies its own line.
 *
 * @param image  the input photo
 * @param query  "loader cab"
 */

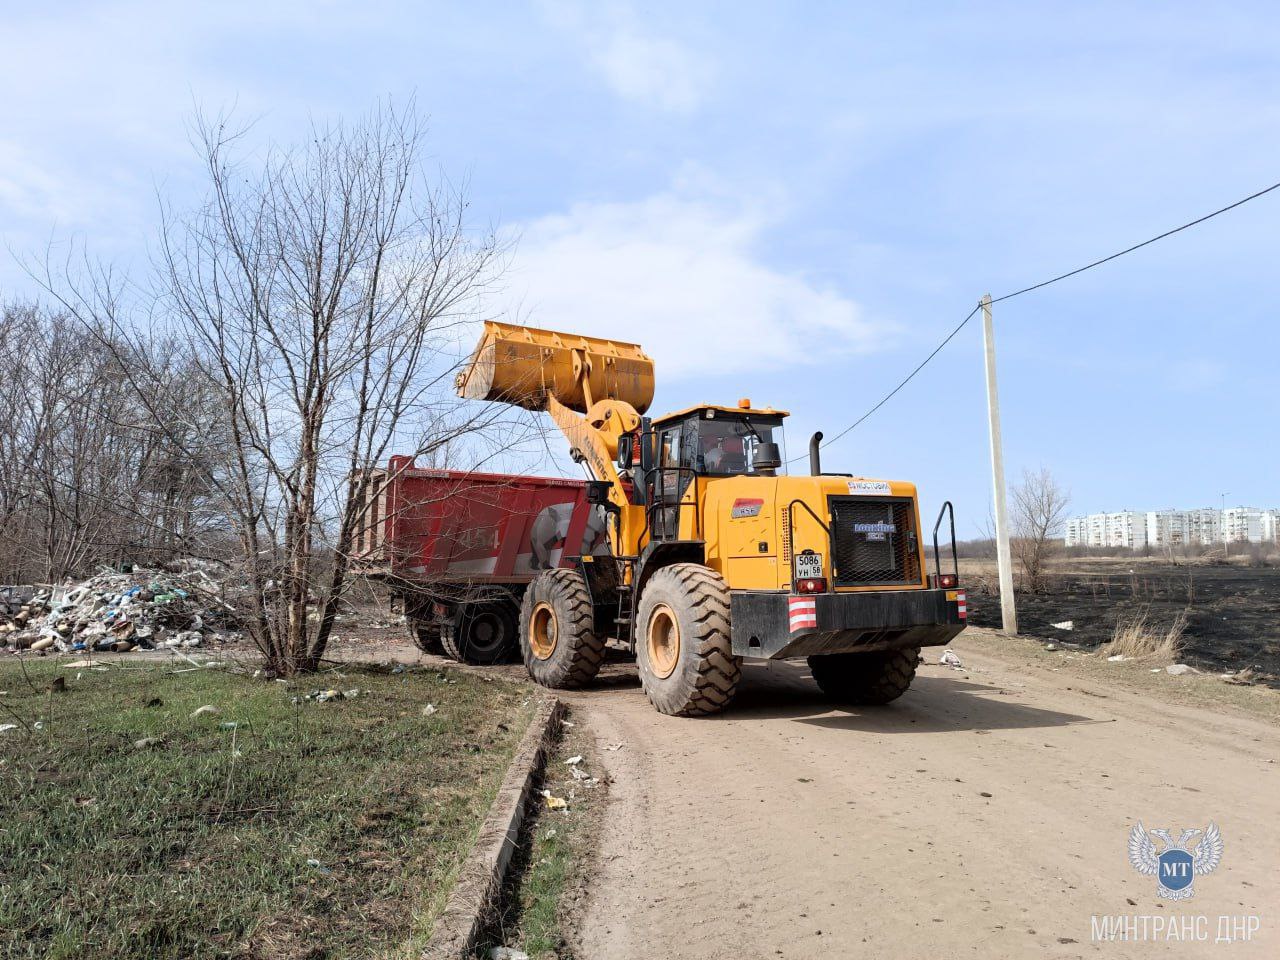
xmin=647 ymin=404 xmax=788 ymax=539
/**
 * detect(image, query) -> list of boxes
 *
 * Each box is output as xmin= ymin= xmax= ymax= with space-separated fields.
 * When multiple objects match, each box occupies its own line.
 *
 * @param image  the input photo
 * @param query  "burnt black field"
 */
xmin=964 ymin=561 xmax=1280 ymax=687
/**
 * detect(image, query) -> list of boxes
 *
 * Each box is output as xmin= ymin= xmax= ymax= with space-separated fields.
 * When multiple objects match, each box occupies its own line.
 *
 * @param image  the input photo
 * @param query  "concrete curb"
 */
xmin=421 ymin=696 xmax=567 ymax=960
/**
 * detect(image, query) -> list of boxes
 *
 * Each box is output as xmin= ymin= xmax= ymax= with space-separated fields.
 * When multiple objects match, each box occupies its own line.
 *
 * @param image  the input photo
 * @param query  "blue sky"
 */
xmin=2 ymin=1 xmax=1277 ymax=534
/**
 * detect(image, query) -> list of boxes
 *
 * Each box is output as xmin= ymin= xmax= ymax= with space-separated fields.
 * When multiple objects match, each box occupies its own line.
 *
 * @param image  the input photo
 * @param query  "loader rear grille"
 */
xmin=829 ymin=497 xmax=919 ymax=587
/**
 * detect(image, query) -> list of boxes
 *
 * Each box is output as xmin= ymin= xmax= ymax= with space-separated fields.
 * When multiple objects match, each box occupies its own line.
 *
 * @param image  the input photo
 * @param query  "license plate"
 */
xmin=794 ymin=553 xmax=823 ymax=580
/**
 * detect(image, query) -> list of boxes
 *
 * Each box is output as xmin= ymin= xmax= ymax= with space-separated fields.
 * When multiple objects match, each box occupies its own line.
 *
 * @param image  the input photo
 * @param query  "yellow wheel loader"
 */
xmin=456 ymin=321 xmax=967 ymax=716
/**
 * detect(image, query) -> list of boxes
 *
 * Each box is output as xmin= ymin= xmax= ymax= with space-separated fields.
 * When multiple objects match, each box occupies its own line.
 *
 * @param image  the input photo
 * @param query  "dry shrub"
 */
xmin=1098 ymin=608 xmax=1187 ymax=664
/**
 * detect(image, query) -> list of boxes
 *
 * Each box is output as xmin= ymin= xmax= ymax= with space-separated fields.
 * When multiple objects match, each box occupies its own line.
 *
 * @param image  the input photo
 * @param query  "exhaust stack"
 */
xmin=809 ymin=431 xmax=823 ymax=476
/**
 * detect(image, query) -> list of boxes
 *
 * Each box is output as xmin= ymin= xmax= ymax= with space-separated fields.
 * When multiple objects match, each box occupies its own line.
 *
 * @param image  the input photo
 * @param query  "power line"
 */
xmin=801 ymin=177 xmax=1280 ymax=461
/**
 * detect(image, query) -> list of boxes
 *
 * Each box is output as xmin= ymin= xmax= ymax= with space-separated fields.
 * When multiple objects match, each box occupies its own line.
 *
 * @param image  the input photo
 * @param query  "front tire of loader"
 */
xmin=519 ymin=569 xmax=604 ymax=688
xmin=807 ymin=646 xmax=920 ymax=705
xmin=635 ymin=563 xmax=741 ymax=716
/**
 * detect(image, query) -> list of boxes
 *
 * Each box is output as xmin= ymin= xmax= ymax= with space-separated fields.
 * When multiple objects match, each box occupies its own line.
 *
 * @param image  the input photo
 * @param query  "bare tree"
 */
xmin=1011 ymin=467 xmax=1070 ymax=593
xmin=154 ymin=101 xmax=513 ymax=674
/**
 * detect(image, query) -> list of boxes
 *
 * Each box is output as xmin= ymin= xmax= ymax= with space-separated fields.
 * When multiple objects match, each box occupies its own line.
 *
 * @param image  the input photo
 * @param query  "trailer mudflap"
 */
xmin=729 ymin=588 xmax=966 ymax=659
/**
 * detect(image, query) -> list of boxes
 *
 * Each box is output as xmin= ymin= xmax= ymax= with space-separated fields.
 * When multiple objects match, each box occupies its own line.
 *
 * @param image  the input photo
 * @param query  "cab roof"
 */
xmin=652 ymin=403 xmax=790 ymax=426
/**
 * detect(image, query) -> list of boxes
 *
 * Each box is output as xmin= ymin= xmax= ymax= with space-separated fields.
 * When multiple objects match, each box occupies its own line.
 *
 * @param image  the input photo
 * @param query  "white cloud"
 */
xmin=503 ymin=189 xmax=887 ymax=379
xmin=540 ymin=1 xmax=711 ymax=112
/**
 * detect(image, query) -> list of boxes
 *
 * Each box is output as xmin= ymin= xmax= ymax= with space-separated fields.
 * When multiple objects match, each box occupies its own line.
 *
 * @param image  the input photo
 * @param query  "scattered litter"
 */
xmin=62 ymin=659 xmax=95 ymax=668
xmin=305 ymin=858 xmax=332 ymax=875
xmin=1045 ymin=644 xmax=1058 ymax=652
xmin=422 ymin=703 xmax=437 ymax=716
xmin=1150 ymin=668 xmax=1162 ymax=673
xmin=565 ymin=755 xmax=583 ymax=766
xmin=343 ymin=688 xmax=360 ymax=699
xmin=1051 ymin=621 xmax=1074 ymax=631
xmin=292 ymin=689 xmax=346 ymax=704
xmin=133 ymin=736 xmax=164 ymax=750
xmin=0 ymin=724 xmax=17 ymax=734
xmin=605 ymin=742 xmax=623 ymax=751
xmin=1106 ymin=655 xmax=1128 ymax=663
xmin=489 ymin=948 xmax=530 ymax=960
xmin=939 ymin=649 xmax=963 ymax=668
xmin=544 ymin=828 xmax=557 ymax=839
xmin=219 ymin=721 xmax=239 ymax=730
xmin=561 ymin=720 xmax=575 ymax=727
xmin=1165 ymin=663 xmax=1198 ymax=676
xmin=541 ymin=788 xmax=568 ymax=810
xmin=391 ymin=663 xmax=406 ymax=674
xmin=190 ymin=704 xmax=219 ymax=718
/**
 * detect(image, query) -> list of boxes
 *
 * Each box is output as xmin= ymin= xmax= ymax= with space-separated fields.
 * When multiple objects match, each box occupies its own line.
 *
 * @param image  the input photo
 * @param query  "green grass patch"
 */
xmin=0 ymin=658 xmax=534 ymax=960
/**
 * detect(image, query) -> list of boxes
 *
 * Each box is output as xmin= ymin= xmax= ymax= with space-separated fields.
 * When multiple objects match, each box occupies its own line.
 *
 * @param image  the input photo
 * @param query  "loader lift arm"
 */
xmin=455 ymin=320 xmax=654 ymax=551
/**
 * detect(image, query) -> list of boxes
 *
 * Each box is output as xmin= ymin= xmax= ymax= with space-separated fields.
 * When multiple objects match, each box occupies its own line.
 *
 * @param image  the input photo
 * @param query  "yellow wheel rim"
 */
xmin=646 ymin=604 xmax=680 ymax=679
xmin=529 ymin=602 xmax=558 ymax=660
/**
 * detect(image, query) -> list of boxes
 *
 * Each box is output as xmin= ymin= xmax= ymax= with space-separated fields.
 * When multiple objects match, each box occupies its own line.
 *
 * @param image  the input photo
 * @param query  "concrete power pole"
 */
xmin=982 ymin=294 xmax=1018 ymax=635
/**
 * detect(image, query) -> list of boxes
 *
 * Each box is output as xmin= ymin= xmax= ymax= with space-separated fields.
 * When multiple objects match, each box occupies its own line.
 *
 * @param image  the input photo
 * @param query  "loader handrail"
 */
xmin=786 ymin=498 xmax=832 ymax=592
xmin=932 ymin=500 xmax=958 ymax=581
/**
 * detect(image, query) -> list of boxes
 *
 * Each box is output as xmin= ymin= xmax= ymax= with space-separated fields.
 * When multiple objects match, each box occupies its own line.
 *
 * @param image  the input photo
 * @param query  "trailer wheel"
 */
xmin=807 ymin=646 xmax=920 ymax=705
xmin=519 ymin=569 xmax=604 ymax=688
xmin=408 ymin=619 xmax=445 ymax=656
xmin=635 ymin=563 xmax=740 ymax=716
xmin=441 ymin=597 xmax=520 ymax=665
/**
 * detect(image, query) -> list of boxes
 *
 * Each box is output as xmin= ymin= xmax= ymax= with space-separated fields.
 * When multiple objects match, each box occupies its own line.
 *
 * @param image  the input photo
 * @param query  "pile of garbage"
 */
xmin=0 ymin=564 xmax=242 ymax=654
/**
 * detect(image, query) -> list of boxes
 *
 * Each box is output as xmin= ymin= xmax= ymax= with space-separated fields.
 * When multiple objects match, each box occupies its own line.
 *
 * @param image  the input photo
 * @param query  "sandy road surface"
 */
xmin=559 ymin=630 xmax=1278 ymax=960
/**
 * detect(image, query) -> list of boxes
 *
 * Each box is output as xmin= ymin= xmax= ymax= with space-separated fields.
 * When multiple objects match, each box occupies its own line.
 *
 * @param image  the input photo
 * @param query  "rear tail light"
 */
xmin=935 ymin=573 xmax=959 ymax=589
xmin=795 ymin=578 xmax=827 ymax=594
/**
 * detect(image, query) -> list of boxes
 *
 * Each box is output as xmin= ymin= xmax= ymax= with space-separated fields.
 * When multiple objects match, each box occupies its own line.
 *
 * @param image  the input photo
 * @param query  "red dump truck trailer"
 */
xmin=352 ymin=456 xmax=609 ymax=663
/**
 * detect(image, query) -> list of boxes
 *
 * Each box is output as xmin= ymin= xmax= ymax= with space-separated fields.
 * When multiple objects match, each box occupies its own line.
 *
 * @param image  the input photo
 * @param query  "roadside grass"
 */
xmin=1096 ymin=608 xmax=1187 ymax=663
xmin=476 ymin=715 xmax=602 ymax=960
xmin=957 ymin=627 xmax=1280 ymax=723
xmin=0 ymin=657 xmax=533 ymax=960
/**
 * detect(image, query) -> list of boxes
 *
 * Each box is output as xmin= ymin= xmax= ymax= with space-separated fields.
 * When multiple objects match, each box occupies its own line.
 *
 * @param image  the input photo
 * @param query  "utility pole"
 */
xmin=982 ymin=294 xmax=1017 ymax=635
xmin=1221 ymin=492 xmax=1230 ymax=559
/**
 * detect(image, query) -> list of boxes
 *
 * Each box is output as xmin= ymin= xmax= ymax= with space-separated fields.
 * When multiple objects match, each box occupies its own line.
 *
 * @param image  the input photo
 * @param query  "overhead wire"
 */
xmin=796 ymin=178 xmax=1280 ymax=462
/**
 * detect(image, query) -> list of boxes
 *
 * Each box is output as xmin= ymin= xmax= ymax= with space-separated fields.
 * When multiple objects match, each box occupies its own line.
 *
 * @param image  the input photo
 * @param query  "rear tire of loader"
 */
xmin=808 ymin=646 xmax=920 ymax=705
xmin=519 ymin=569 xmax=604 ymax=688
xmin=635 ymin=563 xmax=741 ymax=716
xmin=442 ymin=597 xmax=520 ymax=665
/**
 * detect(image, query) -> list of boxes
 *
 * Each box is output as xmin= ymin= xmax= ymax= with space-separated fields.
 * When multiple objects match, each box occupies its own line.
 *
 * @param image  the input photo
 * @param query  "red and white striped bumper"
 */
xmin=948 ymin=589 xmax=967 ymax=620
xmin=787 ymin=596 xmax=818 ymax=632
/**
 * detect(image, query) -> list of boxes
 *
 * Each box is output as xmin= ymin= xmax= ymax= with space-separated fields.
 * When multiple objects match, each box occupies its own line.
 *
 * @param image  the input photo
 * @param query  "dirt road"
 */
xmin=563 ymin=629 xmax=1278 ymax=959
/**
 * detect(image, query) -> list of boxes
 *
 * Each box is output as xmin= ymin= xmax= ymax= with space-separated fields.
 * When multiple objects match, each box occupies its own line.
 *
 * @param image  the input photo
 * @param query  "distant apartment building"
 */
xmin=1264 ymin=510 xmax=1280 ymax=544
xmin=1222 ymin=507 xmax=1266 ymax=544
xmin=1105 ymin=511 xmax=1148 ymax=549
xmin=1065 ymin=505 xmax=1277 ymax=549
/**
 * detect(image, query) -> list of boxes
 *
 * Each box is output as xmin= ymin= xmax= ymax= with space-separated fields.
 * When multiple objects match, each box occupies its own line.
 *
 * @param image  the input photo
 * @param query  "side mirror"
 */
xmin=585 ymin=480 xmax=612 ymax=506
xmin=752 ymin=441 xmax=782 ymax=473
xmin=616 ymin=433 xmax=633 ymax=469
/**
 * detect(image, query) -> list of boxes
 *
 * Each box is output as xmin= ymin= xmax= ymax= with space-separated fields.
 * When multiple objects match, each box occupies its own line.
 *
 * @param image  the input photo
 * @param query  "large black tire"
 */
xmin=808 ymin=646 xmax=920 ymax=705
xmin=408 ymin=619 xmax=445 ymax=656
xmin=441 ymin=597 xmax=520 ymax=665
xmin=519 ymin=569 xmax=604 ymax=688
xmin=635 ymin=563 xmax=741 ymax=716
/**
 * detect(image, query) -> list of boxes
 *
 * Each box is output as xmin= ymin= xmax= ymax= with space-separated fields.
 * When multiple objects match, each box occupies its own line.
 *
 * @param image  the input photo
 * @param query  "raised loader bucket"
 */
xmin=455 ymin=320 xmax=655 ymax=414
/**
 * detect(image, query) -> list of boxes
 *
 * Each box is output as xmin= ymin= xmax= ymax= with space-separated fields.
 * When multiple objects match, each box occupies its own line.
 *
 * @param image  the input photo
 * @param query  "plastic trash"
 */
xmin=541 ymin=789 xmax=568 ymax=810
xmin=1106 ymin=654 xmax=1127 ymax=662
xmin=1051 ymin=620 xmax=1074 ymax=631
xmin=605 ymin=742 xmax=624 ymax=751
xmin=0 ymin=723 xmax=18 ymax=734
xmin=489 ymin=948 xmax=530 ymax=960
xmin=190 ymin=705 xmax=219 ymax=718
xmin=133 ymin=736 xmax=164 ymax=749
xmin=565 ymin=755 xmax=583 ymax=766
xmin=422 ymin=703 xmax=437 ymax=716
xmin=1165 ymin=663 xmax=1198 ymax=676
